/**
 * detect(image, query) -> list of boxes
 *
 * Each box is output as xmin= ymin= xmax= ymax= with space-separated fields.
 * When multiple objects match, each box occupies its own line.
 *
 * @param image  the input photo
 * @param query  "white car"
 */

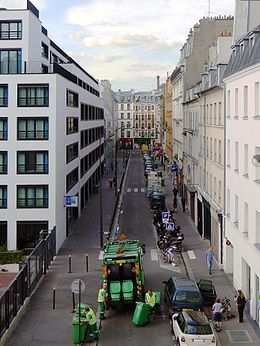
xmin=172 ymin=311 xmax=216 ymax=346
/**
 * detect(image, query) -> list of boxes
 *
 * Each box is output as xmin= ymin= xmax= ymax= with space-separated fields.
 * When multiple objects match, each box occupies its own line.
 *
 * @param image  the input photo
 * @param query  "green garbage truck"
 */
xmin=102 ymin=239 xmax=145 ymax=306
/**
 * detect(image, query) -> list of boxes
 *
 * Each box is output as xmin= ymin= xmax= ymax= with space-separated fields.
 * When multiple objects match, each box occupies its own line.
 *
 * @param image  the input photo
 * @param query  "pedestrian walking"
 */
xmin=205 ymin=247 xmax=214 ymax=275
xmin=81 ymin=306 xmax=99 ymax=342
xmin=173 ymin=186 xmax=178 ymax=198
xmin=97 ymin=284 xmax=108 ymax=320
xmin=113 ymin=176 xmax=117 ymax=188
xmin=181 ymin=197 xmax=186 ymax=212
xmin=108 ymin=176 xmax=113 ymax=188
xmin=212 ymin=298 xmax=222 ymax=331
xmin=235 ymin=289 xmax=246 ymax=322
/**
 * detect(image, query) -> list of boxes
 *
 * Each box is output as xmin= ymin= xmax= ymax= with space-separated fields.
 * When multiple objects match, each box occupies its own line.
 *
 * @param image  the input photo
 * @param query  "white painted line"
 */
xmin=141 ymin=188 xmax=145 ymax=192
xmin=151 ymin=249 xmax=158 ymax=261
xmin=98 ymin=251 xmax=104 ymax=260
xmin=127 ymin=188 xmax=131 ymax=192
xmin=134 ymin=188 xmax=138 ymax=192
xmin=187 ymin=250 xmax=196 ymax=260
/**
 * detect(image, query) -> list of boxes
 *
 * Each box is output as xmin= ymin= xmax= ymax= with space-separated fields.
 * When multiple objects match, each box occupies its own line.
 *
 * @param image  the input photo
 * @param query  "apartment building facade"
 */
xmin=0 ymin=1 xmax=104 ymax=251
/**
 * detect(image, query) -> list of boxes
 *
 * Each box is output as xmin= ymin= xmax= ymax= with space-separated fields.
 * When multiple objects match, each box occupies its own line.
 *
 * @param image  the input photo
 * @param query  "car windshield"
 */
xmin=175 ymin=291 xmax=201 ymax=303
xmin=186 ymin=324 xmax=212 ymax=335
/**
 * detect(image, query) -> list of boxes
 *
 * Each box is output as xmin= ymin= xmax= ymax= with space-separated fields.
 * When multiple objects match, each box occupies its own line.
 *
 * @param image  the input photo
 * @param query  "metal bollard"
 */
xmin=85 ymin=254 xmax=89 ymax=272
xmin=72 ymin=292 xmax=75 ymax=312
xmin=68 ymin=255 xmax=72 ymax=273
xmin=52 ymin=287 xmax=56 ymax=310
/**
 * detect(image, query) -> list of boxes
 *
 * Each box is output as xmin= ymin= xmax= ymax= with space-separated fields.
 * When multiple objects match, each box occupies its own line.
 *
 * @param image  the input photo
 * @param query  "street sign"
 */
xmin=165 ymin=222 xmax=175 ymax=231
xmin=162 ymin=212 xmax=169 ymax=223
xmin=71 ymin=279 xmax=85 ymax=294
xmin=64 ymin=196 xmax=78 ymax=207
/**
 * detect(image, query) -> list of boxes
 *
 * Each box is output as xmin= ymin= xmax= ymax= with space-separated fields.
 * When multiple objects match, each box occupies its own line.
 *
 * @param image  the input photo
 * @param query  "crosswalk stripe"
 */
xmin=134 ymin=188 xmax=138 ymax=192
xmin=127 ymin=188 xmax=131 ymax=192
xmin=151 ymin=249 xmax=158 ymax=261
xmin=141 ymin=188 xmax=145 ymax=192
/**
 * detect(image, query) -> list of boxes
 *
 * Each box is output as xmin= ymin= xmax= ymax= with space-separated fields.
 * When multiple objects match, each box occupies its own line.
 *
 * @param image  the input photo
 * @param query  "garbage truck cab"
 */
xmin=102 ymin=239 xmax=145 ymax=306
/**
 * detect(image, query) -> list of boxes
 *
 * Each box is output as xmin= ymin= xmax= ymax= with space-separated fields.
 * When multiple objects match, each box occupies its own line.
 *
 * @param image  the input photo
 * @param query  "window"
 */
xmin=210 ymin=138 xmax=212 ymax=159
xmin=214 ymin=103 xmax=217 ymax=124
xmin=255 ymin=82 xmax=259 ymax=116
xmin=0 ymin=49 xmax=22 ymax=74
xmin=235 ymin=88 xmax=238 ymax=117
xmin=254 ymin=146 xmax=260 ymax=182
xmin=66 ymin=117 xmax=78 ymax=135
xmin=17 ymin=118 xmax=48 ymax=140
xmin=127 ymin=104 xmax=130 ymax=110
xmin=218 ymin=181 xmax=221 ymax=205
xmin=244 ymin=202 xmax=248 ymax=236
xmin=234 ymin=194 xmax=239 ymax=225
xmin=17 ymin=151 xmax=48 ymax=174
xmin=0 ymin=221 xmax=7 ymax=247
xmin=41 ymin=42 xmax=48 ymax=59
xmin=66 ymin=167 xmax=78 ymax=192
xmin=214 ymin=177 xmax=216 ymax=200
xmin=235 ymin=142 xmax=239 ymax=171
xmin=214 ymin=139 xmax=217 ymax=161
xmin=0 ymin=186 xmax=7 ymax=208
xmin=244 ymin=144 xmax=248 ymax=176
xmin=227 ymin=139 xmax=230 ymax=167
xmin=210 ymin=174 xmax=212 ymax=196
xmin=127 ymin=131 xmax=130 ymax=137
xmin=227 ymin=90 xmax=231 ymax=117
xmin=127 ymin=113 xmax=130 ymax=119
xmin=244 ymin=85 xmax=248 ymax=118
xmin=0 ymin=118 xmax=7 ymax=140
xmin=0 ymin=21 xmax=22 ymax=39
xmin=121 ymin=113 xmax=124 ymax=120
xmin=17 ymin=221 xmax=48 ymax=250
xmin=18 ymin=85 xmax=49 ymax=107
xmin=126 ymin=122 xmax=131 ymax=128
xmin=0 ymin=85 xmax=8 ymax=106
xmin=66 ymin=90 xmax=78 ymax=108
xmin=66 ymin=142 xmax=78 ymax=163
xmin=218 ymin=102 xmax=222 ymax=125
xmin=0 ymin=152 xmax=7 ymax=174
xmin=218 ymin=140 xmax=222 ymax=164
xmin=120 ymin=104 xmax=124 ymax=110
xmin=17 ymin=185 xmax=48 ymax=208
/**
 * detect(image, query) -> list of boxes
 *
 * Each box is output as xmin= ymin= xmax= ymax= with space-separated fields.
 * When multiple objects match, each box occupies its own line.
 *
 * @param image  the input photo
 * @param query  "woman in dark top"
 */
xmin=235 ymin=289 xmax=246 ymax=322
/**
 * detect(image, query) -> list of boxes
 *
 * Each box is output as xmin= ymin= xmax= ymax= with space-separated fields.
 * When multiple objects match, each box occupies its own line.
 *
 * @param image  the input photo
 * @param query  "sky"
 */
xmin=33 ymin=0 xmax=235 ymax=91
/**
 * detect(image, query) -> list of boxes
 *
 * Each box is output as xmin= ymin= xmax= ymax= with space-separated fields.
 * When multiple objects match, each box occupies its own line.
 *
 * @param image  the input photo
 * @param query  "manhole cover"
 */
xmin=227 ymin=330 xmax=252 ymax=343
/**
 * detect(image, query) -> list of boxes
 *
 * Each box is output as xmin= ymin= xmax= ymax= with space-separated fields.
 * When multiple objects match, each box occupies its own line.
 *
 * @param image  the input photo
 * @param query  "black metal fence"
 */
xmin=0 ymin=227 xmax=56 ymax=340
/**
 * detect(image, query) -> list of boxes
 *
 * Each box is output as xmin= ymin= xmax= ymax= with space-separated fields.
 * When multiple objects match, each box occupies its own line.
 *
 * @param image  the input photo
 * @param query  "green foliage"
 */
xmin=0 ymin=250 xmax=24 ymax=265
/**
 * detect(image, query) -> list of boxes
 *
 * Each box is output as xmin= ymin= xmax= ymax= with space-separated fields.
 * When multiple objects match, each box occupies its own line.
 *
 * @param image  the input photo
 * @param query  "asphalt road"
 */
xmin=98 ymin=152 xmax=174 ymax=346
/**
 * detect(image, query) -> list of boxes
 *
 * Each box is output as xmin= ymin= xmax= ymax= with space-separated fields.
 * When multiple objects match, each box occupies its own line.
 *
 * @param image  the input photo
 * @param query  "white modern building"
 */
xmin=0 ymin=0 xmax=104 ymax=251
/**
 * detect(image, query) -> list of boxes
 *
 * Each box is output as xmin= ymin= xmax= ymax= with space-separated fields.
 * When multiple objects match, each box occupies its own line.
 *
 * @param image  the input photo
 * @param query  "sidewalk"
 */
xmin=161 ymin=163 xmax=260 ymax=346
xmin=3 ymin=155 xmax=125 ymax=346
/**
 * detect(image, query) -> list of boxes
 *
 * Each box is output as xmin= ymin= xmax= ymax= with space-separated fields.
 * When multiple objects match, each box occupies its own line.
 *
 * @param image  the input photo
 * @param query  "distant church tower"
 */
xmin=233 ymin=0 xmax=260 ymax=43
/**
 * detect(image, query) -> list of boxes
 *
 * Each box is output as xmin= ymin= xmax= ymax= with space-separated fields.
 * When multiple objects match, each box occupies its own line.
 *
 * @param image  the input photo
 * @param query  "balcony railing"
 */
xmin=0 ymin=197 xmax=7 ymax=208
xmin=17 ymin=130 xmax=48 ymax=140
xmin=0 ymin=164 xmax=7 ymax=174
xmin=17 ymin=198 xmax=48 ymax=208
xmin=0 ymin=130 xmax=7 ymax=140
xmin=18 ymin=97 xmax=49 ymax=107
xmin=17 ymin=164 xmax=48 ymax=174
xmin=0 ymin=30 xmax=22 ymax=40
xmin=0 ymin=97 xmax=8 ymax=107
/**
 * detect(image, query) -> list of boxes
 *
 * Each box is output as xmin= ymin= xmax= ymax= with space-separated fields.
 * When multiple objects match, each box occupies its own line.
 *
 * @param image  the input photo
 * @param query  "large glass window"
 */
xmin=0 ymin=49 xmax=21 ymax=73
xmin=66 ymin=142 xmax=78 ymax=163
xmin=17 ymin=151 xmax=48 ymax=174
xmin=66 ymin=90 xmax=78 ymax=107
xmin=0 ymin=221 xmax=7 ymax=247
xmin=0 ymin=21 xmax=22 ymax=39
xmin=18 ymin=85 xmax=49 ymax=107
xmin=66 ymin=167 xmax=78 ymax=192
xmin=18 ymin=118 xmax=48 ymax=140
xmin=0 ymin=118 xmax=7 ymax=139
xmin=17 ymin=221 xmax=48 ymax=250
xmin=66 ymin=117 xmax=78 ymax=135
xmin=0 ymin=185 xmax=7 ymax=208
xmin=17 ymin=185 xmax=48 ymax=208
xmin=0 ymin=152 xmax=7 ymax=174
xmin=0 ymin=85 xmax=8 ymax=106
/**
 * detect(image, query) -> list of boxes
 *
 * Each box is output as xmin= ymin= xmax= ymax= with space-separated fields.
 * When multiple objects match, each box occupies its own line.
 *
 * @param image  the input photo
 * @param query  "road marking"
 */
xmin=98 ymin=251 xmax=104 ymax=260
xmin=127 ymin=188 xmax=131 ymax=192
xmin=134 ymin=188 xmax=138 ymax=192
xmin=187 ymin=250 xmax=196 ymax=260
xmin=140 ymin=188 xmax=145 ymax=192
xmin=151 ymin=249 xmax=158 ymax=261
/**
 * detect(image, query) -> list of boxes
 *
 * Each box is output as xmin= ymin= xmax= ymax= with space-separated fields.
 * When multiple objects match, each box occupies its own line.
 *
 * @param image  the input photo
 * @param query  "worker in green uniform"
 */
xmin=145 ymin=289 xmax=156 ymax=320
xmin=81 ymin=306 xmax=99 ymax=342
xmin=97 ymin=285 xmax=108 ymax=320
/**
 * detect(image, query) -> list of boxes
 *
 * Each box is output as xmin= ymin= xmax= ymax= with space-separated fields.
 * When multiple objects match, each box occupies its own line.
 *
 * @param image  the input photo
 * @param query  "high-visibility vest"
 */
xmin=86 ymin=308 xmax=97 ymax=325
xmin=145 ymin=292 xmax=156 ymax=307
xmin=97 ymin=288 xmax=107 ymax=303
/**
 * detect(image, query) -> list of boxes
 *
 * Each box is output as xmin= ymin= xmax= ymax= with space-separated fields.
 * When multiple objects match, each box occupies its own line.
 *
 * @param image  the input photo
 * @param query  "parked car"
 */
xmin=172 ymin=311 xmax=216 ymax=346
xmin=150 ymin=191 xmax=166 ymax=209
xmin=164 ymin=275 xmax=203 ymax=316
xmin=197 ymin=279 xmax=217 ymax=306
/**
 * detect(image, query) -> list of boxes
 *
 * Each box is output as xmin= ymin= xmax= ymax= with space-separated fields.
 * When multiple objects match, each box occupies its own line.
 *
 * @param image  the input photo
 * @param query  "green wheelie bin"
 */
xmin=132 ymin=302 xmax=150 ymax=326
xmin=72 ymin=304 xmax=90 ymax=345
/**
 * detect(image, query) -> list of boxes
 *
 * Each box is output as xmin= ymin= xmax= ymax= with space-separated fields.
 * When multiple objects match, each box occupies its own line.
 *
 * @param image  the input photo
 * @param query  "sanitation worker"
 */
xmin=145 ymin=289 xmax=156 ymax=320
xmin=97 ymin=284 xmax=108 ymax=320
xmin=81 ymin=306 xmax=99 ymax=343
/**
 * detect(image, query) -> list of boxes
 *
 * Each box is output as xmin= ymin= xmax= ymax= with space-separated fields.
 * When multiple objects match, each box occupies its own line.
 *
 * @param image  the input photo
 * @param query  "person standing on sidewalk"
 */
xmin=235 ymin=289 xmax=246 ymax=322
xmin=108 ymin=176 xmax=113 ymax=188
xmin=181 ymin=197 xmax=186 ymax=212
xmin=97 ymin=284 xmax=108 ymax=320
xmin=205 ymin=247 xmax=214 ymax=275
xmin=81 ymin=306 xmax=99 ymax=342
xmin=212 ymin=298 xmax=222 ymax=332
